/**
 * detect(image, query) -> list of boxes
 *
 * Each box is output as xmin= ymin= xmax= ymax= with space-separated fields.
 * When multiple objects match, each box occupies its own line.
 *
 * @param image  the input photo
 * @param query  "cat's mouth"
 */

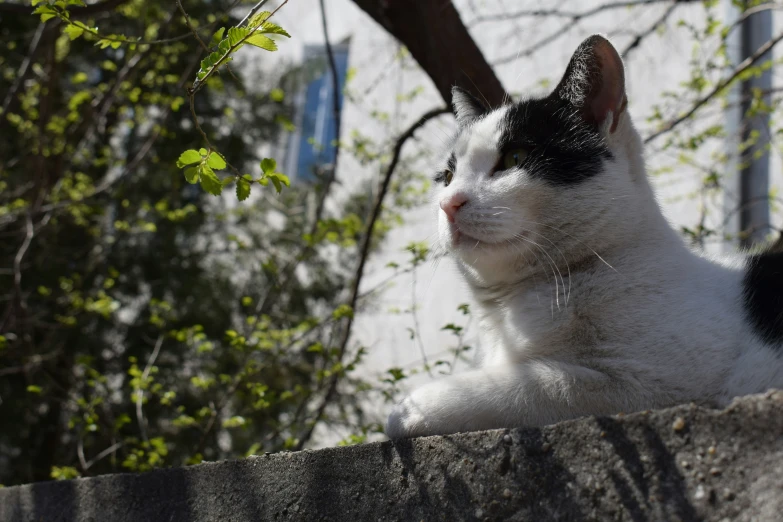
xmin=450 ymin=226 xmax=492 ymax=249
xmin=449 ymin=224 xmax=527 ymax=251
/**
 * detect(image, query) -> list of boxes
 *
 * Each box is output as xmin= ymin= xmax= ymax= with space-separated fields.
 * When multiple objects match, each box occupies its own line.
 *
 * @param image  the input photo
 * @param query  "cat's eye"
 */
xmin=503 ymin=148 xmax=528 ymax=170
xmin=443 ymin=169 xmax=454 ymax=186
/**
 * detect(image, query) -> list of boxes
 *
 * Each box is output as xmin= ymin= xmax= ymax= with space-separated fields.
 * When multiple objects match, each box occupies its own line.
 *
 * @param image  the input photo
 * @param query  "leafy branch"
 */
xmin=32 ymin=0 xmax=192 ymax=48
xmin=293 ymin=106 xmax=450 ymax=450
xmin=644 ymin=28 xmax=783 ymax=143
xmin=175 ymin=1 xmax=292 ymax=199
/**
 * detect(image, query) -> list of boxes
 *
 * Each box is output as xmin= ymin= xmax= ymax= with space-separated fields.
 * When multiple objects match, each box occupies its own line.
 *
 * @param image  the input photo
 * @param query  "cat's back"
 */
xmin=743 ymin=249 xmax=783 ymax=347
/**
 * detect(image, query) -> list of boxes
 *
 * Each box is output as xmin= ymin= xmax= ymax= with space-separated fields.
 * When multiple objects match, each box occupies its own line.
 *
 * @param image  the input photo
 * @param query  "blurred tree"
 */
xmin=0 ymin=0 xmax=354 ymax=484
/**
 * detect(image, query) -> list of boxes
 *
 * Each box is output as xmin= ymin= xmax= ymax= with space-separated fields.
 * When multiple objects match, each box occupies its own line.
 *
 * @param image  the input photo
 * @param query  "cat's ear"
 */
xmin=451 ymin=86 xmax=488 ymax=126
xmin=553 ymin=35 xmax=627 ymax=133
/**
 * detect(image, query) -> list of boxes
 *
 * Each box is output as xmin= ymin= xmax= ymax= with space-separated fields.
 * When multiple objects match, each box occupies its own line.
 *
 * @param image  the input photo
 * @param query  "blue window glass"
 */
xmin=288 ymin=45 xmax=349 ymax=182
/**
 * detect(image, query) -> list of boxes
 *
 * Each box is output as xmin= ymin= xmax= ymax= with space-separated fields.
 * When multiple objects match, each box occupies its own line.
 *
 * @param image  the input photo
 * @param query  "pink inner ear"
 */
xmin=589 ymin=42 xmax=626 ymax=131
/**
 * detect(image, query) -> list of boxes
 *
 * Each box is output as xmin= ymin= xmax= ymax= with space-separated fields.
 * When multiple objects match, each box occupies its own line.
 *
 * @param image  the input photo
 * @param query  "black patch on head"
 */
xmin=743 ymin=251 xmax=783 ymax=347
xmin=500 ymin=96 xmax=612 ymax=185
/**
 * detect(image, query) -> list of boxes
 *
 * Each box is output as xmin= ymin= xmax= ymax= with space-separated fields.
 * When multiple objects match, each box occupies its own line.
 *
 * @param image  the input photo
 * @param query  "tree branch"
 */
xmin=470 ymin=0 xmax=691 ymax=25
xmin=351 ymin=0 xmax=506 ymax=106
xmin=621 ymin=1 xmax=678 ymax=57
xmin=644 ymin=29 xmax=783 ymax=143
xmin=135 ymin=335 xmax=164 ymax=444
xmin=293 ymin=106 xmax=450 ymax=450
xmin=0 ymin=0 xmax=131 ymax=18
xmin=491 ymin=0 xmax=699 ymax=66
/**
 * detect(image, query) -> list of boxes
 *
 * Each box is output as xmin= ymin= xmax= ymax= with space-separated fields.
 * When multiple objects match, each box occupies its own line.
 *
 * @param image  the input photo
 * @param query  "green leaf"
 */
xmin=245 ymin=34 xmax=277 ymax=51
xmin=64 ymin=24 xmax=84 ymax=40
xmin=270 ymin=176 xmax=281 ymax=193
xmin=206 ymin=152 xmax=226 ymax=170
xmin=199 ymin=165 xmax=223 ymax=196
xmin=259 ymin=22 xmax=290 ymax=38
xmin=177 ymin=149 xmax=201 ymax=168
xmin=183 ymin=167 xmax=199 ymax=184
xmin=247 ymin=11 xmax=272 ymax=29
xmin=33 ymin=5 xmax=57 ymax=22
xmin=27 ymin=385 xmax=42 ymax=394
xmin=71 ymin=72 xmax=88 ymax=84
xmin=236 ymin=177 xmax=251 ymax=201
xmin=209 ymin=27 xmax=225 ymax=48
xmin=270 ymin=88 xmax=284 ymax=102
xmin=268 ymin=172 xmax=290 ymax=188
xmin=227 ymin=27 xmax=250 ymax=47
xmin=260 ymin=158 xmax=276 ymax=174
xmin=332 ymin=304 xmax=354 ymax=320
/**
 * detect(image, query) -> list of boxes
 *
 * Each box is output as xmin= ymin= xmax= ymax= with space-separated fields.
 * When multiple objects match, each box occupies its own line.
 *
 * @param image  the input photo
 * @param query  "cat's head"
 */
xmin=435 ymin=35 xmax=647 ymax=285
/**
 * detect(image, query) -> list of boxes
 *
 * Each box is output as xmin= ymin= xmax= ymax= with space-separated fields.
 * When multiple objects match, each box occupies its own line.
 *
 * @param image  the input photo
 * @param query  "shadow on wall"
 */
xmin=14 ymin=396 xmax=779 ymax=521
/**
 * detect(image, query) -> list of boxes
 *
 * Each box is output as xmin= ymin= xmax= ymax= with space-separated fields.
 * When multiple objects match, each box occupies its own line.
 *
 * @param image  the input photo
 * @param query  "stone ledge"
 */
xmin=2 ymin=391 xmax=782 ymax=522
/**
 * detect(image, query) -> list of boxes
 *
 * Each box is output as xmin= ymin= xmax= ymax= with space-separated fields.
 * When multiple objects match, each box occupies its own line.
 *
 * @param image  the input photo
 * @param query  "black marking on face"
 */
xmin=434 ymin=153 xmax=456 ymax=185
xmin=743 ymin=251 xmax=783 ymax=348
xmin=499 ymin=96 xmax=612 ymax=185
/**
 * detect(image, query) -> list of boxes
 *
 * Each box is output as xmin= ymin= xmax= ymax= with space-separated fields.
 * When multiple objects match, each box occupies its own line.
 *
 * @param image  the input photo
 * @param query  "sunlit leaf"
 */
xmin=236 ymin=177 xmax=251 ymax=201
xmin=206 ymin=152 xmax=226 ymax=170
xmin=177 ymin=150 xmax=201 ymax=168
xmin=245 ymin=34 xmax=276 ymax=51
xmin=199 ymin=165 xmax=223 ymax=196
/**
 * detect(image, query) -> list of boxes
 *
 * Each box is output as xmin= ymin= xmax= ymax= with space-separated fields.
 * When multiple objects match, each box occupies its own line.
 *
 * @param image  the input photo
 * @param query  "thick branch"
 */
xmin=350 ymin=0 xmax=506 ymax=107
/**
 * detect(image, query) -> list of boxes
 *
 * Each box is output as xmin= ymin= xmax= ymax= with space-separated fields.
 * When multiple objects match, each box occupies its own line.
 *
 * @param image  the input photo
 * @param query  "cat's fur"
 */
xmin=385 ymin=35 xmax=783 ymax=439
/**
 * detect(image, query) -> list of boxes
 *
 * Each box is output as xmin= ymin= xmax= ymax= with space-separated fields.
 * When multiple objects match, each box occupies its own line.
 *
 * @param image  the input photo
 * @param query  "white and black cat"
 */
xmin=386 ymin=35 xmax=783 ymax=439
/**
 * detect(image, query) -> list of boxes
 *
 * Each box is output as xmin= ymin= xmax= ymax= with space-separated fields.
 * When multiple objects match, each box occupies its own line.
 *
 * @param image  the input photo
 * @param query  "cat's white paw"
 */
xmin=385 ymin=394 xmax=428 ymax=439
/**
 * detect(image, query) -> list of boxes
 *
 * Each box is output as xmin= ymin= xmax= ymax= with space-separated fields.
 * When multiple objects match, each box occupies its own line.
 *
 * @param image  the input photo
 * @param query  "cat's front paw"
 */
xmin=385 ymin=394 xmax=429 ymax=439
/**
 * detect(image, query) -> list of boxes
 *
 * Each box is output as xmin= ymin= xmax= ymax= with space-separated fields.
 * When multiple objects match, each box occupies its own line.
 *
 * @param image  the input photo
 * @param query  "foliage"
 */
xmin=0 ymin=0 xmax=454 ymax=487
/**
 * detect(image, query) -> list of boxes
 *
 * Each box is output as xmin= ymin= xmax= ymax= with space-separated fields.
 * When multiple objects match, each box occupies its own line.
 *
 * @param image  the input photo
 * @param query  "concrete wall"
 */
xmin=2 ymin=391 xmax=782 ymax=521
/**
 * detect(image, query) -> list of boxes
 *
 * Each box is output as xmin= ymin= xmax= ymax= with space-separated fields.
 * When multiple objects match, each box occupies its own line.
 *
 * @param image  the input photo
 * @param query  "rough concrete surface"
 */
xmin=2 ymin=391 xmax=782 ymax=522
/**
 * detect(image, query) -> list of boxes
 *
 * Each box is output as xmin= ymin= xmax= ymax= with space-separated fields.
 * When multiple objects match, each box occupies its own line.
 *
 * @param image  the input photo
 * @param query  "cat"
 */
xmin=385 ymin=34 xmax=783 ymax=439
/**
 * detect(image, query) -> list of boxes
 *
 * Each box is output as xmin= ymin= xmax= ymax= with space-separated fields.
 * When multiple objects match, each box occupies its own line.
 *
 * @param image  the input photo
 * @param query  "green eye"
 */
xmin=503 ymin=148 xmax=528 ymax=170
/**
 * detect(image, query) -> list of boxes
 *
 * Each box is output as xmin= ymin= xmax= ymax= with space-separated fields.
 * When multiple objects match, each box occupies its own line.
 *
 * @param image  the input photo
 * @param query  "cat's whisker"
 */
xmin=511 ymin=234 xmax=565 ymax=311
xmin=519 ymin=228 xmax=572 ymax=306
xmin=504 ymin=238 xmax=544 ymax=306
xmin=518 ymin=218 xmax=619 ymax=275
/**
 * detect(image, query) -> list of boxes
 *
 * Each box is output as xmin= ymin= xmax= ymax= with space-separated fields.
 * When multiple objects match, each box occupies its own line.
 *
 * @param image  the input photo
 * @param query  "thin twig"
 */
xmin=254 ymin=0 xmax=340 ymax=317
xmin=84 ymin=442 xmax=123 ymax=470
xmin=238 ymin=0 xmax=271 ymax=28
xmin=470 ymin=0 xmax=678 ymax=25
xmin=409 ymin=267 xmax=432 ymax=377
xmin=135 ymin=335 xmax=164 ymax=444
xmin=2 ymin=22 xmax=46 ymax=114
xmin=621 ymin=1 xmax=678 ymax=57
xmin=293 ymin=106 xmax=450 ymax=450
xmin=490 ymin=0 xmax=700 ymax=66
xmin=176 ymin=0 xmax=210 ymax=52
xmin=645 ymin=29 xmax=783 ymax=143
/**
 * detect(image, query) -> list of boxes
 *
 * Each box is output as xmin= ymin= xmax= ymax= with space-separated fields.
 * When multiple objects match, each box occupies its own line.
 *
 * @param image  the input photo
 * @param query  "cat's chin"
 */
xmin=447 ymin=227 xmax=501 ymax=252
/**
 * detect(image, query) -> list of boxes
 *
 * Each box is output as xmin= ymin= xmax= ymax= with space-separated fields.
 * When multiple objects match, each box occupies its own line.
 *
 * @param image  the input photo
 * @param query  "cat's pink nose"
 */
xmin=440 ymin=192 xmax=468 ymax=223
